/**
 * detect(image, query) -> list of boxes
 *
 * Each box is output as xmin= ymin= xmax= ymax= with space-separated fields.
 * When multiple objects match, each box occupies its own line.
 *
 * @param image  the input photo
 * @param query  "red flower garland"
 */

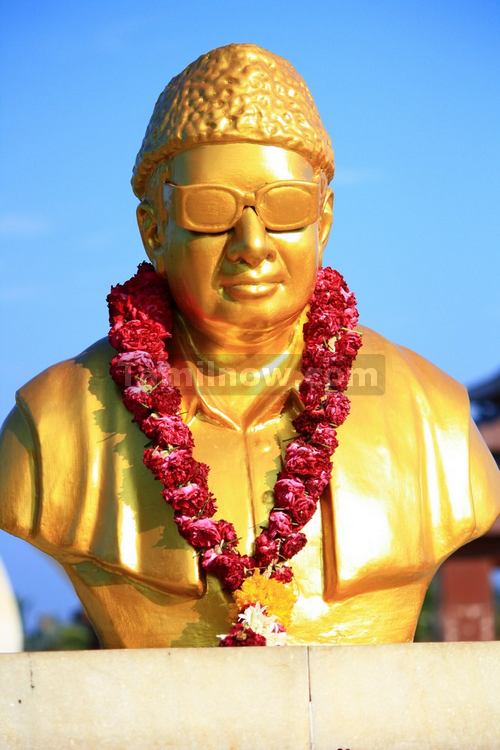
xmin=108 ymin=263 xmax=361 ymax=643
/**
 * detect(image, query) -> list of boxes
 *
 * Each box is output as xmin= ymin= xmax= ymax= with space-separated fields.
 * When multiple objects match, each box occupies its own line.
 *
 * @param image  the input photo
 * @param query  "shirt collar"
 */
xmin=169 ymin=312 xmax=306 ymax=431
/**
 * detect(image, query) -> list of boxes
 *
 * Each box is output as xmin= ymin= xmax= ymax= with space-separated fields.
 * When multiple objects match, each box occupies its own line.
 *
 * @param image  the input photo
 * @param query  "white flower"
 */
xmin=238 ymin=603 xmax=287 ymax=646
xmin=238 ymin=602 xmax=271 ymax=632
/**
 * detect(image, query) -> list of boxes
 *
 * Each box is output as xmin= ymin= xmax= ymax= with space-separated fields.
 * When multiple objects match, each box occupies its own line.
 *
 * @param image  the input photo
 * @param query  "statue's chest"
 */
xmin=77 ymin=406 xmax=329 ymax=596
xmin=59 ymin=388 xmax=441 ymax=632
xmin=187 ymin=413 xmax=291 ymax=552
xmin=63 ymin=403 xmax=436 ymax=647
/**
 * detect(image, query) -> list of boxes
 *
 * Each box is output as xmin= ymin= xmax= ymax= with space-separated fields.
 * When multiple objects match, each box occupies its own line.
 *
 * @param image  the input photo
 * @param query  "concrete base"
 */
xmin=1 ymin=642 xmax=499 ymax=749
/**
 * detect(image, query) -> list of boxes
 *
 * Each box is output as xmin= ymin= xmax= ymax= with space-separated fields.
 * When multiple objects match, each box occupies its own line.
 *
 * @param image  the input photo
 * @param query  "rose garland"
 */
xmin=107 ymin=263 xmax=361 ymax=646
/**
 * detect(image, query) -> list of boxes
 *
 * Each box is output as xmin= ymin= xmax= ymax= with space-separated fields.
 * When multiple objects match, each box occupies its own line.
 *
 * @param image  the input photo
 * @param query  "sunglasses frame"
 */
xmin=165 ymin=180 xmax=320 ymax=233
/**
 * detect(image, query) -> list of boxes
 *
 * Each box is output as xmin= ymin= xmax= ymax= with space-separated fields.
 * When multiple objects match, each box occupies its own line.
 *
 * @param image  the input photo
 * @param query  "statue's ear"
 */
xmin=318 ymin=188 xmax=334 ymax=259
xmin=137 ymin=200 xmax=163 ymax=262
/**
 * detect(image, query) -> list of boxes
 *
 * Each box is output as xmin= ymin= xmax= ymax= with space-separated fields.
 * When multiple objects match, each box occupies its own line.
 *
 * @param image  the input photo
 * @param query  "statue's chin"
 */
xmin=171 ymin=282 xmax=311 ymax=350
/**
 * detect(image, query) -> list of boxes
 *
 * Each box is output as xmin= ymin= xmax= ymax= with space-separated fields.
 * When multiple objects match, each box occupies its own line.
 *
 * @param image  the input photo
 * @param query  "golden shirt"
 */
xmin=0 ymin=326 xmax=498 ymax=647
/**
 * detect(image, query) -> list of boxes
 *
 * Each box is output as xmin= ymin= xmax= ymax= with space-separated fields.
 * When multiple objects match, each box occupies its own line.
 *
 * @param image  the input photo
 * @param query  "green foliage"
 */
xmin=414 ymin=577 xmax=440 ymax=642
xmin=21 ymin=609 xmax=100 ymax=651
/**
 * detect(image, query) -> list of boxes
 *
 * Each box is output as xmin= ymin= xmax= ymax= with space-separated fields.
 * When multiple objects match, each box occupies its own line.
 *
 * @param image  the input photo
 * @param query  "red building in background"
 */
xmin=439 ymin=372 xmax=500 ymax=641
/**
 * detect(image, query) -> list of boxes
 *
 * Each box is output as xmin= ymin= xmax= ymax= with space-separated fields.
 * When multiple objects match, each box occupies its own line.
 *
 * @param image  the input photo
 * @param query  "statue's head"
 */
xmin=133 ymin=44 xmax=334 ymax=344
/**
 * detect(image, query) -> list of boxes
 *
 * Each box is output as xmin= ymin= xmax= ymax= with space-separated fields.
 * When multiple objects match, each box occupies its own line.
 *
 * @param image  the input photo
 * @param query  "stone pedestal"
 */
xmin=1 ymin=643 xmax=499 ymax=749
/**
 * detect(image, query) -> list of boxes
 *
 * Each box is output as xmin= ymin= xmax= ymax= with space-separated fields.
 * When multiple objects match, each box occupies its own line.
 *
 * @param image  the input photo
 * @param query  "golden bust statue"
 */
xmin=0 ymin=44 xmax=498 ymax=648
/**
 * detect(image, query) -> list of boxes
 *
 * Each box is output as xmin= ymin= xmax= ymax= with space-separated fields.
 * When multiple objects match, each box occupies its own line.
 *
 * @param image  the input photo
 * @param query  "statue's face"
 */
xmin=140 ymin=143 xmax=332 ymax=341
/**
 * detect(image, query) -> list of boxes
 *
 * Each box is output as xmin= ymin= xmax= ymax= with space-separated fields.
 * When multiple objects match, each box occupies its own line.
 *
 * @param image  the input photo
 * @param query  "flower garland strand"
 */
xmin=107 ymin=263 xmax=361 ymax=646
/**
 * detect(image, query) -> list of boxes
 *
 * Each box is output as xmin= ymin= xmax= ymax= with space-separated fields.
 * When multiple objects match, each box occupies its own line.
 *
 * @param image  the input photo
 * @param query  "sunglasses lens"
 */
xmin=184 ymin=188 xmax=238 ymax=231
xmin=259 ymin=185 xmax=317 ymax=229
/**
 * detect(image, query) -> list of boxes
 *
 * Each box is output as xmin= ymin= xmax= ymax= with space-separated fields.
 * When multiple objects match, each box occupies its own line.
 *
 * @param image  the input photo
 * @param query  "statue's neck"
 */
xmin=172 ymin=311 xmax=306 ymax=429
xmin=175 ymin=313 xmax=305 ymax=373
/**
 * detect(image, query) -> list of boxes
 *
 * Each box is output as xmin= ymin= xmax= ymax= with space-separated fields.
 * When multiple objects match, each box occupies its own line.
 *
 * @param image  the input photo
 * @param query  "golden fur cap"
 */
xmin=132 ymin=43 xmax=334 ymax=198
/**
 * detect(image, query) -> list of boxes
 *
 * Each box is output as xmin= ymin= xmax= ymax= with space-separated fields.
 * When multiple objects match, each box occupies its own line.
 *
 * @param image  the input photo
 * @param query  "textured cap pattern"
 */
xmin=132 ymin=44 xmax=334 ymax=198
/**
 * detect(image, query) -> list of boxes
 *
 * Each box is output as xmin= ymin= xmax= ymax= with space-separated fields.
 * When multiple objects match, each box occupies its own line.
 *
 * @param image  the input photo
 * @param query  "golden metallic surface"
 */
xmin=1 ymin=45 xmax=499 ymax=647
xmin=0 ymin=326 xmax=498 ymax=647
xmin=139 ymin=143 xmax=332 ymax=358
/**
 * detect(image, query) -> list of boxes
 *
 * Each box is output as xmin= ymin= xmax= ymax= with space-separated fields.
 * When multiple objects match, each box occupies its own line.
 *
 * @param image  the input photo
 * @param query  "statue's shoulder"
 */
xmin=20 ymin=336 xmax=113 ymax=389
xmin=351 ymin=325 xmax=498 ymax=555
xmin=17 ymin=338 xmax=115 ymax=420
xmin=1 ymin=338 xmax=117 ymax=543
xmin=356 ymin=324 xmax=468 ymax=414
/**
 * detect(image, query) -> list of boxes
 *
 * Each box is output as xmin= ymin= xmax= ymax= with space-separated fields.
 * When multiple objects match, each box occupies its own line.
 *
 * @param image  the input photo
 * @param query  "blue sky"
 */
xmin=1 ymin=0 xmax=499 ymax=629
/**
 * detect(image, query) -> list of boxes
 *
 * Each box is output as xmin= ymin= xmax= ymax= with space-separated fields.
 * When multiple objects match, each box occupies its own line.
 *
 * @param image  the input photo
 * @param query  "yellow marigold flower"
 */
xmin=233 ymin=570 xmax=296 ymax=628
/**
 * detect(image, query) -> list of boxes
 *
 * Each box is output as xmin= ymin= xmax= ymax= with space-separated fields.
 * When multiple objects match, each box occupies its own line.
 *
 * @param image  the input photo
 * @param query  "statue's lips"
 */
xmin=221 ymin=279 xmax=281 ymax=300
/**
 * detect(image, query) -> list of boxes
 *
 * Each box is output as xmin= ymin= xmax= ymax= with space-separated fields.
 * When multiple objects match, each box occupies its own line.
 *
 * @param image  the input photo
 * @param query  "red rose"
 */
xmin=329 ymin=365 xmax=351 ymax=391
xmin=122 ymin=385 xmax=152 ymax=422
xmin=342 ymin=301 xmax=359 ymax=329
xmin=151 ymin=382 xmax=182 ymax=415
xmin=303 ymin=310 xmax=341 ymax=345
xmin=177 ymin=518 xmax=237 ymax=549
xmin=239 ymin=628 xmax=267 ymax=646
xmin=284 ymin=440 xmax=331 ymax=477
xmin=143 ymin=447 xmax=197 ymax=487
xmin=108 ymin=267 xmax=172 ymax=330
xmin=239 ymin=555 xmax=256 ymax=574
xmin=217 ymin=519 xmax=238 ymax=546
xmin=310 ymin=268 xmax=359 ymax=329
xmin=132 ymin=291 xmax=173 ymax=330
xmin=310 ymin=267 xmax=343 ymax=307
xmin=302 ymin=344 xmax=336 ymax=372
xmin=219 ymin=624 xmax=266 ymax=647
xmin=202 ymin=550 xmax=246 ymax=591
xmin=292 ymin=411 xmax=322 ymax=436
xmin=271 ymin=565 xmax=294 ymax=583
xmin=290 ymin=496 xmax=317 ymax=526
xmin=274 ymin=479 xmax=316 ymax=526
xmin=175 ymin=516 xmax=222 ymax=548
xmin=254 ymin=531 xmax=279 ymax=567
xmin=107 ymin=287 xmax=135 ymax=326
xmin=200 ymin=548 xmax=217 ymax=567
xmin=163 ymin=483 xmax=216 ymax=517
xmin=267 ymin=511 xmax=293 ymax=538
xmin=110 ymin=350 xmax=156 ymax=388
xmin=334 ymin=330 xmax=362 ymax=363
xmin=191 ymin=461 xmax=210 ymax=487
xmin=141 ymin=358 xmax=171 ymax=385
xmin=124 ymin=262 xmax=166 ymax=296
xmin=299 ymin=372 xmax=326 ymax=409
xmin=310 ymin=422 xmax=338 ymax=451
xmin=162 ymin=449 xmax=199 ymax=487
xmin=281 ymin=532 xmax=307 ymax=560
xmin=109 ymin=318 xmax=167 ymax=358
xmin=324 ymin=392 xmax=350 ymax=425
xmin=274 ymin=477 xmax=306 ymax=505
xmin=143 ymin=448 xmax=170 ymax=483
xmin=141 ymin=414 xmax=194 ymax=449
xmin=304 ymin=470 xmax=331 ymax=497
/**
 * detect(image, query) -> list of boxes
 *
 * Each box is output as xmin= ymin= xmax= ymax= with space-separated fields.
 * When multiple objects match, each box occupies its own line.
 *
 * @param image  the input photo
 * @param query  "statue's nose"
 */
xmin=224 ymin=207 xmax=276 ymax=267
